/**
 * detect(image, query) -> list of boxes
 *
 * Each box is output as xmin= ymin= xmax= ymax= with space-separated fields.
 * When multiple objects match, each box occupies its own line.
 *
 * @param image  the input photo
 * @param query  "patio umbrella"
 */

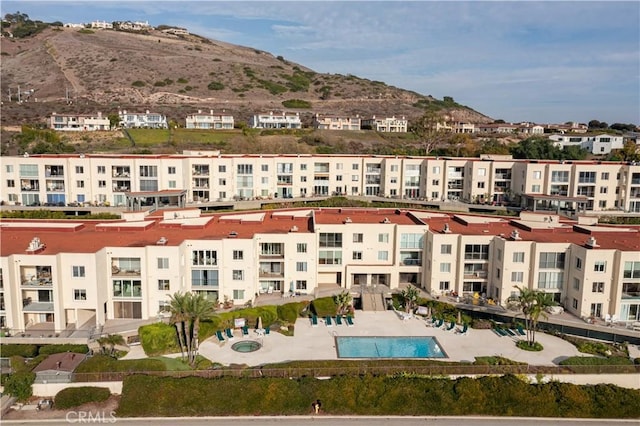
xmin=457 ymin=311 xmax=462 ymax=325
xmin=257 ymin=316 xmax=263 ymax=331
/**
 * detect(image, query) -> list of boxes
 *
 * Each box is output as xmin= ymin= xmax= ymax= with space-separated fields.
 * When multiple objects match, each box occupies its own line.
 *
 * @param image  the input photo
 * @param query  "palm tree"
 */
xmin=514 ymin=286 xmax=556 ymax=346
xmin=168 ymin=291 xmax=189 ymax=362
xmin=97 ymin=334 xmax=125 ymax=357
xmin=399 ymin=284 xmax=420 ymax=313
xmin=333 ymin=291 xmax=353 ymax=316
xmin=187 ymin=292 xmax=217 ymax=366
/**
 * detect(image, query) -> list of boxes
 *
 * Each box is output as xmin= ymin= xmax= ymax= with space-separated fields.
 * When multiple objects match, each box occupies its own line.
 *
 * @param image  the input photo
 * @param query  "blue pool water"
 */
xmin=336 ymin=336 xmax=446 ymax=359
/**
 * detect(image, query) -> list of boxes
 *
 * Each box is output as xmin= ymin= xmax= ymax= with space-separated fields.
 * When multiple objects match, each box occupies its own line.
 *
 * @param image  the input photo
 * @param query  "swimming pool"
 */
xmin=335 ymin=336 xmax=446 ymax=359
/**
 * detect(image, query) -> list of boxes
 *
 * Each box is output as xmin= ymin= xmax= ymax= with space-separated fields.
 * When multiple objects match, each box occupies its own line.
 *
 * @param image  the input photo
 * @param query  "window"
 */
xmin=301 ymin=176 xmax=307 ymax=182
xmin=477 ymin=182 xmax=485 ymax=189
xmin=237 ymin=164 xmax=253 ymax=174
xmin=441 ymin=244 xmax=452 ymax=255
xmin=157 ymin=258 xmax=169 ymax=269
xmin=601 ymin=172 xmax=609 ymax=180
xmin=192 ymin=250 xmax=217 ymax=266
xmin=378 ymin=233 xmax=389 ymax=243
xmin=232 ymin=270 xmax=244 ymax=280
xmin=533 ymin=171 xmax=541 ymax=179
xmin=6 ymin=165 xmax=13 ymax=173
xmin=337 ymin=175 xmax=343 ymax=181
xmin=572 ymin=298 xmax=578 ymax=309
xmin=301 ymin=164 xmax=307 ymax=171
xmin=218 ymin=178 xmax=226 ymax=186
xmin=439 ymin=281 xmax=450 ymax=291
xmin=623 ymin=261 xmax=640 ymax=278
xmin=539 ymin=252 xmax=565 ymax=269
xmin=168 ymin=166 xmax=176 ymax=174
xmin=496 ymin=268 xmax=501 ymax=279
xmin=98 ymin=180 xmax=106 ymax=188
xmin=112 ymin=279 xmax=142 ymax=298
xmin=320 ymin=233 xmax=342 ymax=248
xmin=352 ymin=163 xmax=359 ymax=170
xmin=573 ymin=277 xmax=580 ymax=290
xmin=233 ymin=289 xmax=245 ymax=300
xmin=76 ymin=180 xmax=84 ymax=188
xmin=296 ymin=280 xmax=307 ymax=290
xmin=496 ymin=249 xmax=502 ymax=261
xmin=297 ymin=243 xmax=307 ymax=253
xmin=319 ymin=250 xmax=342 ymax=265
xmin=75 ymin=166 xmax=84 ymax=174
xmin=353 ymin=233 xmax=363 ymax=243
xmin=353 ymin=251 xmax=363 ymax=260
xmin=400 ymin=234 xmax=423 ymax=249
xmin=594 ymin=261 xmax=606 ymax=272
xmin=296 ymin=261 xmax=307 ymax=272
xmin=97 ymin=166 xmax=105 ymax=174
xmin=218 ymin=165 xmax=226 ymax=173
xmin=575 ymin=257 xmax=583 ymax=270
xmin=261 ymin=177 xmax=268 ymax=185
xmin=537 ymin=272 xmax=564 ymax=289
xmin=378 ymin=251 xmax=388 ymax=261
xmin=72 ymin=266 xmax=85 ymax=278
xmin=600 ymin=186 xmax=608 ymax=194
xmin=592 ymin=282 xmax=605 ymax=293
xmin=478 ymin=168 xmax=486 ymax=177
xmin=531 ymin=185 xmax=541 ymax=192
xmin=433 ymin=166 xmax=440 ymax=174
xmin=513 ymin=252 xmax=525 ymax=263
xmin=351 ymin=175 xmax=359 ymax=182
xmin=511 ymin=271 xmax=524 ymax=282
xmin=158 ymin=279 xmax=170 ymax=291
xmin=440 ymin=263 xmax=451 ymax=273
xmin=168 ymin=180 xmax=176 ymax=189
xmin=74 ymin=289 xmax=87 ymax=300
xmin=464 ymin=244 xmax=489 ymax=260
xmin=6 ymin=179 xmax=15 ymax=188
xmin=261 ymin=164 xmax=268 ymax=172
xmin=233 ymin=250 xmax=243 ymax=260
xmin=432 ymin=179 xmax=440 ymax=186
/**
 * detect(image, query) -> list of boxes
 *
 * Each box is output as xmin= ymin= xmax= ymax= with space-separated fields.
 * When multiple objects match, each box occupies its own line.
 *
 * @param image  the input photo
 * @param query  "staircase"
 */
xmin=360 ymin=290 xmax=386 ymax=312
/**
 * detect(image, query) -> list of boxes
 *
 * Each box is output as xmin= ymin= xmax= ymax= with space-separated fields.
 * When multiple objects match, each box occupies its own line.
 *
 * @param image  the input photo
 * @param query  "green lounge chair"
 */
xmin=242 ymin=325 xmax=249 ymax=336
xmin=493 ymin=325 xmax=506 ymax=336
xmin=325 ymin=316 xmax=333 ymax=327
xmin=311 ymin=315 xmax=318 ymax=327
xmin=434 ymin=318 xmax=444 ymax=328
xmin=505 ymin=328 xmax=517 ymax=336
xmin=445 ymin=321 xmax=456 ymax=331
xmin=335 ymin=315 xmax=343 ymax=326
xmin=216 ymin=330 xmax=225 ymax=342
xmin=264 ymin=327 xmax=270 ymax=335
xmin=225 ymin=328 xmax=235 ymax=340
xmin=456 ymin=323 xmax=468 ymax=335
xmin=516 ymin=324 xmax=526 ymax=336
xmin=346 ymin=316 xmax=354 ymax=327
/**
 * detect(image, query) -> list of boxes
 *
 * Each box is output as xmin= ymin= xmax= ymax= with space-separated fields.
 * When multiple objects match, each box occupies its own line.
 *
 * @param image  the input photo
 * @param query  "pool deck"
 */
xmin=189 ymin=311 xmax=588 ymax=367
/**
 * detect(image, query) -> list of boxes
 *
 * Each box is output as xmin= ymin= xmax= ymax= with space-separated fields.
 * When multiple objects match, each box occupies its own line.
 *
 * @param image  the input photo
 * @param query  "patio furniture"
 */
xmin=242 ymin=326 xmax=249 ymax=336
xmin=456 ymin=323 xmax=469 ymax=335
xmin=325 ymin=316 xmax=333 ymax=327
xmin=445 ymin=321 xmax=456 ymax=331
xmin=216 ymin=330 xmax=225 ymax=342
xmin=225 ymin=328 xmax=235 ymax=340
xmin=434 ymin=318 xmax=444 ymax=328
xmin=335 ymin=316 xmax=343 ymax=326
xmin=516 ymin=324 xmax=526 ymax=336
xmin=346 ymin=316 xmax=354 ymax=327
xmin=264 ymin=327 xmax=270 ymax=335
xmin=311 ymin=315 xmax=318 ymax=327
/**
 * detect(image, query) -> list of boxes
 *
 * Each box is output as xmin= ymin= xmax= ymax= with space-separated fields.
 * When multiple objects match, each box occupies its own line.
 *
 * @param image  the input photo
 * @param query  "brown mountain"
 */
xmin=0 ymin=26 xmax=492 ymax=126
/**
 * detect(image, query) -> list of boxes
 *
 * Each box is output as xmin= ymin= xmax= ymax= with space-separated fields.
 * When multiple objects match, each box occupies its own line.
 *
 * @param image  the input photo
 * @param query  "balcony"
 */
xmin=46 ymin=181 xmax=65 ymax=192
xmin=21 ymin=277 xmax=52 ymax=287
xmin=44 ymin=166 xmax=64 ymax=178
xmin=191 ymin=280 xmax=219 ymax=288
xmin=111 ymin=266 xmax=141 ymax=276
xmin=400 ymin=259 xmax=422 ymax=266
xmin=21 ymin=180 xmax=40 ymax=192
xmin=22 ymin=299 xmax=54 ymax=312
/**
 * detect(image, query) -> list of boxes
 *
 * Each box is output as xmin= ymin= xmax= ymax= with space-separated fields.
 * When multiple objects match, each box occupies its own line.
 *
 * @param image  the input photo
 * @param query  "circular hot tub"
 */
xmin=231 ymin=340 xmax=262 ymax=353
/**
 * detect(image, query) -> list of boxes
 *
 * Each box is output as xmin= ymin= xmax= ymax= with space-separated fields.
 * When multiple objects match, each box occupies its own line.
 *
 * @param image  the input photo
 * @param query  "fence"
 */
xmin=72 ymin=364 xmax=640 ymax=382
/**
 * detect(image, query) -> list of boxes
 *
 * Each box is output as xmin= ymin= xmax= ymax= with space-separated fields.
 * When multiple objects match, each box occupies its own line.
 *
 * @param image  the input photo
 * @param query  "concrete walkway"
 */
xmin=185 ymin=311 xmax=587 ymax=366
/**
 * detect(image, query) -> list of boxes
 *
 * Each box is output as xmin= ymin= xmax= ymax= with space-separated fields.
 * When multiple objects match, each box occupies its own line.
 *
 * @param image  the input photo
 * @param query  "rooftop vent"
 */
xmin=290 ymin=226 xmax=299 ymax=232
xmin=26 ymin=237 xmax=45 ymax=253
xmin=382 ymin=217 xmax=390 ymax=224
xmin=156 ymin=237 xmax=168 ymax=245
xmin=344 ymin=217 xmax=352 ymax=223
xmin=229 ymin=231 xmax=238 ymax=238
xmin=442 ymin=223 xmax=451 ymax=234
xmin=510 ymin=229 xmax=522 ymax=241
xmin=585 ymin=236 xmax=599 ymax=248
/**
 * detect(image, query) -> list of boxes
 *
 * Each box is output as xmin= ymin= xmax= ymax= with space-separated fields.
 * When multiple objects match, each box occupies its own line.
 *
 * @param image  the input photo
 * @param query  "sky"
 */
xmin=3 ymin=1 xmax=639 ymax=125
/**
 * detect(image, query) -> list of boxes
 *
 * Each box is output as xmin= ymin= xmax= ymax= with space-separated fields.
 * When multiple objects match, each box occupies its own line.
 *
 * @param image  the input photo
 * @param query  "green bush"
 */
xmin=517 ymin=340 xmax=543 ymax=351
xmin=282 ymin=99 xmax=312 ymax=108
xmin=3 ymin=371 xmax=35 ymax=402
xmin=0 ymin=344 xmax=38 ymax=358
xmin=139 ymin=323 xmax=180 ymax=356
xmin=55 ymin=386 xmax=111 ymax=409
xmin=38 ymin=344 xmax=89 ymax=356
xmin=311 ymin=297 xmax=337 ymax=317
xmin=473 ymin=356 xmax=526 ymax=366
xmin=277 ymin=302 xmax=303 ymax=324
xmin=117 ymin=374 xmax=640 ymax=418
xmin=177 ymin=78 xmax=188 ymax=84
xmin=559 ymin=356 xmax=633 ymax=366
xmin=131 ymin=80 xmax=145 ymax=87
xmin=207 ymin=81 xmax=224 ymax=90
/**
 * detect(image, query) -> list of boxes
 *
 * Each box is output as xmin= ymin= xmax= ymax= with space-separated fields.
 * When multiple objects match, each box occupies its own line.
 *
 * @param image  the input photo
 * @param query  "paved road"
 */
xmin=2 ymin=416 xmax=637 ymax=425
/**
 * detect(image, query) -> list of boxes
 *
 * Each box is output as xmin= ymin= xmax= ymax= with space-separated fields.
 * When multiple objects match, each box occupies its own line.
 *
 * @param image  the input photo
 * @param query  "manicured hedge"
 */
xmin=139 ymin=323 xmax=180 ymax=357
xmin=117 ymin=374 xmax=640 ymax=418
xmin=0 ymin=344 xmax=39 ymax=358
xmin=559 ymin=356 xmax=633 ymax=366
xmin=55 ymin=386 xmax=111 ymax=409
xmin=38 ymin=344 xmax=89 ymax=356
xmin=311 ymin=297 xmax=337 ymax=317
xmin=277 ymin=302 xmax=307 ymax=324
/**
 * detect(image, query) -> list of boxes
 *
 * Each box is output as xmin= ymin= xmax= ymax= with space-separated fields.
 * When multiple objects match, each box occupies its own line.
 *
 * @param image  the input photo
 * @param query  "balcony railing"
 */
xmin=111 ymin=266 xmax=141 ymax=276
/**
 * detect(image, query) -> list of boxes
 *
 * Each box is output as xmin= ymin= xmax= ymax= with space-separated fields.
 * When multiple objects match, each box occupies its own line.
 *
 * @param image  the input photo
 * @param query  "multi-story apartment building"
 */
xmin=361 ymin=116 xmax=408 ymax=133
xmin=549 ymin=133 xmax=625 ymax=155
xmin=250 ymin=111 xmax=302 ymax=129
xmin=118 ymin=110 xmax=168 ymax=129
xmin=1 ymin=153 xmax=639 ymax=212
xmin=50 ymin=112 xmax=111 ymax=131
xmin=313 ymin=114 xmax=361 ymax=131
xmin=185 ymin=110 xmax=234 ymax=130
xmin=1 ymin=208 xmax=639 ymax=335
